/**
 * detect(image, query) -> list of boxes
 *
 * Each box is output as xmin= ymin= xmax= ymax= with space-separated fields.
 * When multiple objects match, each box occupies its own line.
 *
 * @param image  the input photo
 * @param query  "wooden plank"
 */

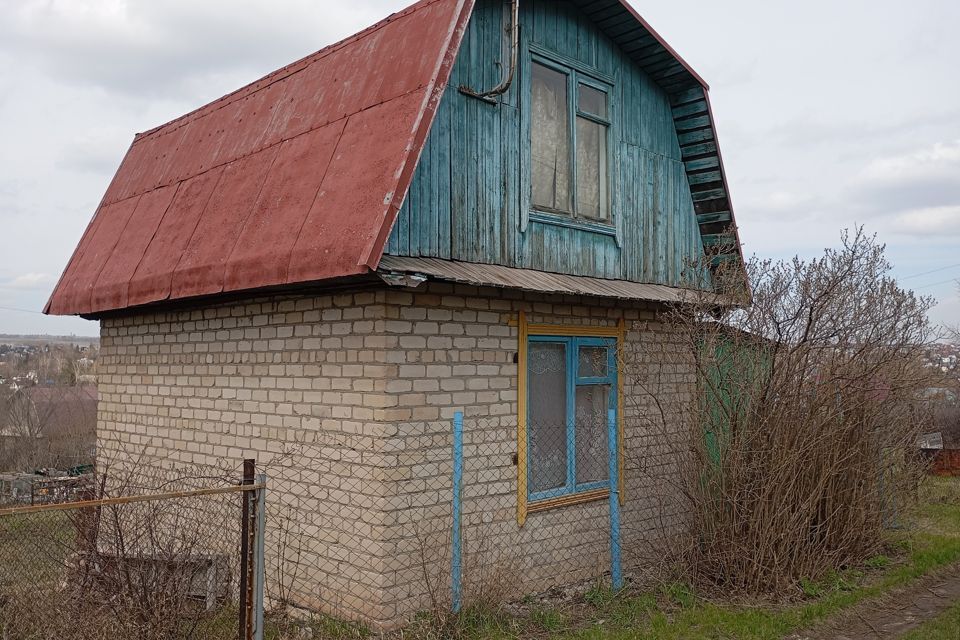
xmin=675 ymin=115 xmax=712 ymax=132
xmin=681 ymin=141 xmax=718 ymax=159
xmin=701 ymin=233 xmax=736 ymax=247
xmin=691 ymin=188 xmax=727 ymax=202
xmin=633 ymin=49 xmax=674 ymax=68
xmin=711 ymin=254 xmax=740 ymax=267
xmin=684 ymin=156 xmax=720 ymax=172
xmin=696 ymin=211 xmax=732 ymax=225
xmin=671 ymin=99 xmax=708 ymax=119
xmin=436 ymin=86 xmax=452 ymax=258
xmin=678 ymin=128 xmax=715 ymax=146
xmin=686 ymin=170 xmax=722 ymax=186
xmin=669 ymin=86 xmax=705 ymax=106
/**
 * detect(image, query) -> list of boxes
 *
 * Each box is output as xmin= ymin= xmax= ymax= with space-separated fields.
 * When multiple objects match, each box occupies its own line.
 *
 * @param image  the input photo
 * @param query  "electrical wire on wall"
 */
xmin=459 ymin=0 xmax=519 ymax=104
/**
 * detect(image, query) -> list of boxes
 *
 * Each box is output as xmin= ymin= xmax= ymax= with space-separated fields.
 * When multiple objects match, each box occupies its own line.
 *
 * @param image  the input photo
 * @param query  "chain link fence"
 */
xmin=242 ymin=408 xmax=683 ymax=632
xmin=1 ymin=407 xmax=683 ymax=636
xmin=0 ymin=463 xmax=266 ymax=640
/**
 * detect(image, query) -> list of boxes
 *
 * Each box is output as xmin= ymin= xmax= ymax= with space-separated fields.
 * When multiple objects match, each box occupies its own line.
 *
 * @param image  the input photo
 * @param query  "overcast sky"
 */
xmin=1 ymin=0 xmax=958 ymax=337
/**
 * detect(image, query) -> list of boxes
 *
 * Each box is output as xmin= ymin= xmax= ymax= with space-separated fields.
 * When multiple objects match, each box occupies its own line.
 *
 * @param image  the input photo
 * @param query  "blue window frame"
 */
xmin=526 ymin=335 xmax=617 ymax=502
xmin=529 ymin=52 xmax=613 ymax=225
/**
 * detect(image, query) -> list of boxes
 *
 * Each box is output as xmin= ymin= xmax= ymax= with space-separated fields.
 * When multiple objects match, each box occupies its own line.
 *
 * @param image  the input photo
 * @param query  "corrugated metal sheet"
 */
xmin=45 ymin=0 xmax=475 ymax=316
xmin=377 ymin=256 xmax=728 ymax=305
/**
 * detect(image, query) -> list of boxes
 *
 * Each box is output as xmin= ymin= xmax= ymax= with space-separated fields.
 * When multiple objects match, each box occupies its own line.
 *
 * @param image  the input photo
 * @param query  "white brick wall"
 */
xmin=97 ymin=283 xmax=694 ymax=629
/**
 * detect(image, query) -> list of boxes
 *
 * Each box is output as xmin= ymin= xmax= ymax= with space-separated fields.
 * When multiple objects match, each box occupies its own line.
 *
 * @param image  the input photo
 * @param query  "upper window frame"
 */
xmin=527 ymin=48 xmax=616 ymax=233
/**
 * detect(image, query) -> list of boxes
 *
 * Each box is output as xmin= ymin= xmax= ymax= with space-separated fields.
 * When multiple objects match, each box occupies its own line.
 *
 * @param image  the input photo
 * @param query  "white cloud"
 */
xmin=837 ymin=139 xmax=960 ymax=222
xmin=891 ymin=206 xmax=960 ymax=237
xmin=3 ymin=273 xmax=56 ymax=290
xmin=859 ymin=139 xmax=960 ymax=186
xmin=0 ymin=0 xmax=393 ymax=98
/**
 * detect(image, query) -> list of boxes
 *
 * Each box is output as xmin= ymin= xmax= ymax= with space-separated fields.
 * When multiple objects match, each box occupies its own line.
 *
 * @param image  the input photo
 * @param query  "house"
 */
xmin=44 ymin=0 xmax=744 ymax=628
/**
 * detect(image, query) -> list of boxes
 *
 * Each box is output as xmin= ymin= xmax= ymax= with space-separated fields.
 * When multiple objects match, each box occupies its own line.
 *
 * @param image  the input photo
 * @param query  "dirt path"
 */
xmin=786 ymin=563 xmax=960 ymax=639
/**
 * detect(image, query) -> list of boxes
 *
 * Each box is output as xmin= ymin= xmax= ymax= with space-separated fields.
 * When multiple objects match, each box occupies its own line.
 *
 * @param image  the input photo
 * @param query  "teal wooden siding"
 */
xmin=386 ymin=0 xmax=707 ymax=288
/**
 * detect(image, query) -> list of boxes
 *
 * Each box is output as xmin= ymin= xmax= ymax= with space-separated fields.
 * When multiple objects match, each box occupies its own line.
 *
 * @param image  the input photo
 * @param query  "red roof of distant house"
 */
xmin=45 ymin=0 xmax=474 ymax=316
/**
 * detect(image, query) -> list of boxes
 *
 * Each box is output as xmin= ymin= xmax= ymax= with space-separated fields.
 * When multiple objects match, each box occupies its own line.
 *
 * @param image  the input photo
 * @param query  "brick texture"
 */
xmin=97 ymin=283 xmax=694 ymax=628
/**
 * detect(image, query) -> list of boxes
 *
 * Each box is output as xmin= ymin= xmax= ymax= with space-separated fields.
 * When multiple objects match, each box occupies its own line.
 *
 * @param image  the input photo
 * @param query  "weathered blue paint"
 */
xmin=525 ymin=336 xmax=616 ymax=503
xmin=607 ymin=408 xmax=623 ymax=590
xmin=387 ymin=0 xmax=709 ymax=288
xmin=451 ymin=411 xmax=464 ymax=613
xmin=254 ymin=473 xmax=267 ymax=640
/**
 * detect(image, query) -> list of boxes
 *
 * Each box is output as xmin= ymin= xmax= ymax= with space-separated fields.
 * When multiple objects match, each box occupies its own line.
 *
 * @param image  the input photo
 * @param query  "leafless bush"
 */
xmin=0 ymin=458 xmax=242 ymax=640
xmin=627 ymin=229 xmax=941 ymax=595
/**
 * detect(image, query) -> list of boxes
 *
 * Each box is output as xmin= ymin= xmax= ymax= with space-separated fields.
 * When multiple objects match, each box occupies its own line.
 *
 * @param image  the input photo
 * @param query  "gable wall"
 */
xmin=96 ymin=292 xmax=400 ymax=624
xmin=387 ymin=0 xmax=706 ymax=287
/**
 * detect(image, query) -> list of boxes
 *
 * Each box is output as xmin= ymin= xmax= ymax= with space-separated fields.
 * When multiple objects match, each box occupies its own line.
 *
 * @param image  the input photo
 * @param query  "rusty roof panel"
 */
xmin=90 ymin=185 xmax=178 ymax=312
xmin=170 ymin=145 xmax=281 ymax=301
xmin=126 ymin=168 xmax=224 ymax=308
xmin=224 ymin=120 xmax=345 ymax=292
xmin=46 ymin=0 xmax=475 ymax=316
xmin=51 ymin=196 xmax=142 ymax=315
xmin=287 ymin=89 xmax=429 ymax=285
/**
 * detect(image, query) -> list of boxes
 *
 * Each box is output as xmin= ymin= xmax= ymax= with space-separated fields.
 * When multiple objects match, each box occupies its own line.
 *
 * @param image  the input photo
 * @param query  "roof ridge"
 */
xmin=134 ymin=0 xmax=443 ymax=142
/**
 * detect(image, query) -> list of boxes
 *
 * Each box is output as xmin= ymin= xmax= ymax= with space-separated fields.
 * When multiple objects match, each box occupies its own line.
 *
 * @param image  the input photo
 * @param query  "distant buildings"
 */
xmin=924 ymin=343 xmax=960 ymax=378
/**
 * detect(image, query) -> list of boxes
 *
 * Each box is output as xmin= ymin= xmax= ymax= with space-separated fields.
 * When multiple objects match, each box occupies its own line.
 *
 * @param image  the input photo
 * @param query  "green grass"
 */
xmin=4 ymin=479 xmax=959 ymax=640
xmin=0 ymin=510 xmax=73 ymax=586
xmin=900 ymin=600 xmax=960 ymax=640
xmin=443 ymin=477 xmax=960 ymax=640
xmin=263 ymin=611 xmax=370 ymax=640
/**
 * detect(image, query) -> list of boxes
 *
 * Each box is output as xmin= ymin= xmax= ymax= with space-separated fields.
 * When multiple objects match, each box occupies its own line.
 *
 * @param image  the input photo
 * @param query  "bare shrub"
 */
xmin=0 ymin=458 xmax=243 ymax=640
xmin=627 ymin=229 xmax=942 ymax=595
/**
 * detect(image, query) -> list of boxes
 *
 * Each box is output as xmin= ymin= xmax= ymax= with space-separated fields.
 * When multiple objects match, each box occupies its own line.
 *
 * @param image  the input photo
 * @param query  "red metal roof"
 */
xmin=45 ymin=0 xmax=475 ymax=316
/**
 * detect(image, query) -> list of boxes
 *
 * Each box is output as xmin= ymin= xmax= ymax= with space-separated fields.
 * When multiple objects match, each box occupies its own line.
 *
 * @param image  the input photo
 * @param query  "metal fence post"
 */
xmin=253 ymin=473 xmax=267 ymax=640
xmin=239 ymin=459 xmax=255 ymax=640
xmin=451 ymin=411 xmax=464 ymax=614
xmin=608 ymin=409 xmax=623 ymax=590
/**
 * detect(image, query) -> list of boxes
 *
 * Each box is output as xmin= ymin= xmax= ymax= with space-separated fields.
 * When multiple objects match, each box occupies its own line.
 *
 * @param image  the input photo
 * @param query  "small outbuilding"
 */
xmin=46 ymin=0 xmax=744 ymax=628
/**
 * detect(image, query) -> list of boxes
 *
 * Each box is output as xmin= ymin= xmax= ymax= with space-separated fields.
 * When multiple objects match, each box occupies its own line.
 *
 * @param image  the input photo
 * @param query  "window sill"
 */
xmin=529 ymin=210 xmax=618 ymax=240
xmin=527 ymin=487 xmax=609 ymax=514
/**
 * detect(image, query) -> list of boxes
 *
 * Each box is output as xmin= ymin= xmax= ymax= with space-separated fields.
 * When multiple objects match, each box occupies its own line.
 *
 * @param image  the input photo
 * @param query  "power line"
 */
xmin=913 ymin=277 xmax=960 ymax=291
xmin=902 ymin=262 xmax=960 ymax=280
xmin=0 ymin=305 xmax=44 ymax=315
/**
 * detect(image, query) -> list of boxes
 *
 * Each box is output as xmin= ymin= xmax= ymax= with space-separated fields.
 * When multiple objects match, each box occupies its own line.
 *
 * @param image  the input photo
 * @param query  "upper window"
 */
xmin=526 ymin=335 xmax=617 ymax=501
xmin=531 ymin=59 xmax=611 ymax=222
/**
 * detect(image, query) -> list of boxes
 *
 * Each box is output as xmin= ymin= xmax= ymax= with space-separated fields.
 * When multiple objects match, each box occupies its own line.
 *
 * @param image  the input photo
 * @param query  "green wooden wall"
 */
xmin=386 ymin=0 xmax=707 ymax=287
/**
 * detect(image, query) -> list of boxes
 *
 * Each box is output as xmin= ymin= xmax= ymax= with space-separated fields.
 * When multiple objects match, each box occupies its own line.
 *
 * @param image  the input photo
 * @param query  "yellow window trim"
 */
xmin=516 ymin=313 xmax=626 ymax=526
xmin=526 ymin=323 xmax=620 ymax=338
xmin=528 ymin=488 xmax=609 ymax=514
xmin=517 ymin=310 xmax=529 ymax=525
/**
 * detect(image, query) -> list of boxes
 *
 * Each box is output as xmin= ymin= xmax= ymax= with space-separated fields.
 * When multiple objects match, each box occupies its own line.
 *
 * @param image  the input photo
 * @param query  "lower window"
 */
xmin=527 ymin=335 xmax=617 ymax=501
